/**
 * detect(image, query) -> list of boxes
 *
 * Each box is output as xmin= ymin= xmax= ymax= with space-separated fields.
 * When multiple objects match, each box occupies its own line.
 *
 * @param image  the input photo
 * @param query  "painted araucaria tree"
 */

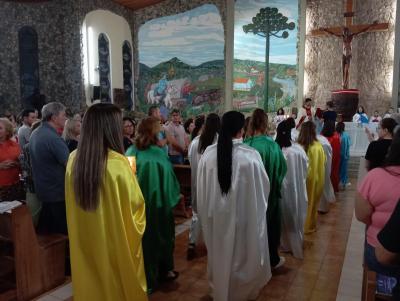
xmin=243 ymin=7 xmax=295 ymax=111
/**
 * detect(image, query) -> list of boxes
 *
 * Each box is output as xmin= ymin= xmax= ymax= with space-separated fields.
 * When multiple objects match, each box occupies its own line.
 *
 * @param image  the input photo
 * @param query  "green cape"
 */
xmin=126 ymin=144 xmax=180 ymax=291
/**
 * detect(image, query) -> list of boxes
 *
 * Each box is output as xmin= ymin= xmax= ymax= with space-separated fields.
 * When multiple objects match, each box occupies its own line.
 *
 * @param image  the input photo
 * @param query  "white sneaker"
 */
xmin=273 ymin=256 xmax=286 ymax=269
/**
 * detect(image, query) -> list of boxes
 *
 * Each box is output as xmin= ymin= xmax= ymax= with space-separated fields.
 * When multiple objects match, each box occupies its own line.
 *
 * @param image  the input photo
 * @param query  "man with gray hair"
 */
xmin=29 ymin=102 xmax=69 ymax=234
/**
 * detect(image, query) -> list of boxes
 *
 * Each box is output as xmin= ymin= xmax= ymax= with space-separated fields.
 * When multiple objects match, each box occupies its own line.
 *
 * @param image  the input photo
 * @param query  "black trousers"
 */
xmin=37 ymin=201 xmax=68 ymax=235
xmin=267 ymin=199 xmax=281 ymax=267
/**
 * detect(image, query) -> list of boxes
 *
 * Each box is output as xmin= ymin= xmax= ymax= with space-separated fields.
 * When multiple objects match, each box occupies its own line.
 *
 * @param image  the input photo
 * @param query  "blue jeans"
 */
xmin=365 ymin=243 xmax=400 ymax=277
xmin=169 ymin=154 xmax=184 ymax=165
xmin=339 ymin=156 xmax=349 ymax=185
xmin=364 ymin=243 xmax=400 ymax=297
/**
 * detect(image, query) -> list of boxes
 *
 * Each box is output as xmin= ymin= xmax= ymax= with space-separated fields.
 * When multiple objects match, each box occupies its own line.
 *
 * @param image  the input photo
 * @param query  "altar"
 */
xmin=345 ymin=122 xmax=378 ymax=156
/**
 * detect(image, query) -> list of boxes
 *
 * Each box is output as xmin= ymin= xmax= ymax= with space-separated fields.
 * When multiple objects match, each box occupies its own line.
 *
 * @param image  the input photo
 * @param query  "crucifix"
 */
xmin=310 ymin=0 xmax=389 ymax=89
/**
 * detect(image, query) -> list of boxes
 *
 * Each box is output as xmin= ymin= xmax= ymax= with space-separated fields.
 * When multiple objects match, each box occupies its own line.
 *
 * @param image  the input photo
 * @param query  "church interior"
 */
xmin=0 ymin=0 xmax=400 ymax=300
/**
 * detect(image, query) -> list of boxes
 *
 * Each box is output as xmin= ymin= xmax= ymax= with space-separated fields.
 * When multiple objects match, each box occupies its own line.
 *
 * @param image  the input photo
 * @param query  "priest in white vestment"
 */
xmin=197 ymin=111 xmax=271 ymax=301
xmin=317 ymin=135 xmax=336 ymax=212
xmin=276 ymin=121 xmax=308 ymax=259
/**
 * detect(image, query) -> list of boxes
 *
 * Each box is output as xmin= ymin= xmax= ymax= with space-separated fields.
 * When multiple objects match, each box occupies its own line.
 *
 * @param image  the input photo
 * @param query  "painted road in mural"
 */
xmin=234 ymin=0 xmax=298 ymax=112
xmin=138 ymin=4 xmax=224 ymax=119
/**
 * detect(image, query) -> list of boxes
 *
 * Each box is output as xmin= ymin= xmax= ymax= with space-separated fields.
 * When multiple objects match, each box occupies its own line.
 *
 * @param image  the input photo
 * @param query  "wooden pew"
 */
xmin=0 ymin=204 xmax=67 ymax=301
xmin=173 ymin=164 xmax=191 ymax=218
xmin=362 ymin=264 xmax=393 ymax=301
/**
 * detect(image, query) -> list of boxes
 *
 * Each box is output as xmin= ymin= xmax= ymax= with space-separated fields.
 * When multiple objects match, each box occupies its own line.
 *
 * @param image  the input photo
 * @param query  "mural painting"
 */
xmin=233 ymin=0 xmax=298 ymax=112
xmin=138 ymin=4 xmax=225 ymax=119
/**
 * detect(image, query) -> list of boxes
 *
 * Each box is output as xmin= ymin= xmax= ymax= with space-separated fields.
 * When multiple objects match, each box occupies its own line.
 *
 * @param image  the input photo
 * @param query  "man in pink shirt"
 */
xmin=164 ymin=109 xmax=188 ymax=164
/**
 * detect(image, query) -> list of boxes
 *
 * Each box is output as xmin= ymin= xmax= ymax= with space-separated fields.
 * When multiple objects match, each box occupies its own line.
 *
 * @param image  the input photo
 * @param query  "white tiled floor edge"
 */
xmin=336 ymin=212 xmax=365 ymax=301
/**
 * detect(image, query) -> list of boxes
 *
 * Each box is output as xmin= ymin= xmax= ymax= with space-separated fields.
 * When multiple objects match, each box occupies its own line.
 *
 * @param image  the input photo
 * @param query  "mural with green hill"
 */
xmin=137 ymin=4 xmax=224 ymax=119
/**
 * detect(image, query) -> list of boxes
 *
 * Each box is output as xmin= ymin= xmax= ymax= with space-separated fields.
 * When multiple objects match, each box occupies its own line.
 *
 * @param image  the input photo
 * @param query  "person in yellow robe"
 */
xmin=65 ymin=103 xmax=148 ymax=301
xmin=298 ymin=121 xmax=326 ymax=234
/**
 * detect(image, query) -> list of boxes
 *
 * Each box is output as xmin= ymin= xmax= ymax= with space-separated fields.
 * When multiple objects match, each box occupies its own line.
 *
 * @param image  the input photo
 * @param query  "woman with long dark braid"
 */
xmin=191 ymin=115 xmax=205 ymax=141
xmin=197 ymin=111 xmax=271 ymax=301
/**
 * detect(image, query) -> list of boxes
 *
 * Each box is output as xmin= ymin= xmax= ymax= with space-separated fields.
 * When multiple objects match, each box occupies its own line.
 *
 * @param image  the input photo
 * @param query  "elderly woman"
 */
xmin=62 ymin=113 xmax=82 ymax=152
xmin=0 ymin=118 xmax=24 ymax=202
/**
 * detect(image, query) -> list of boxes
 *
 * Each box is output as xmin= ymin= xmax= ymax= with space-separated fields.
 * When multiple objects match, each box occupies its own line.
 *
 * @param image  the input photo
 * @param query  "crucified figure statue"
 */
xmin=321 ymin=21 xmax=378 ymax=89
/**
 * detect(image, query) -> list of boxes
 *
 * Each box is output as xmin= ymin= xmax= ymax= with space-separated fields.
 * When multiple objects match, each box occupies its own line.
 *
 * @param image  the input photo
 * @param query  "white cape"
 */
xmin=188 ymin=136 xmax=202 ymax=211
xmin=188 ymin=135 xmax=217 ymax=245
xmin=317 ymin=135 xmax=336 ymax=212
xmin=291 ymin=128 xmax=299 ymax=142
xmin=280 ymin=143 xmax=309 ymax=259
xmin=197 ymin=139 xmax=271 ymax=301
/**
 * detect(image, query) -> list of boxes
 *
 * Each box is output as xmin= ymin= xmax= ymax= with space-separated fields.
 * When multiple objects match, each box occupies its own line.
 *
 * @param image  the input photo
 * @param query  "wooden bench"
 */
xmin=0 ymin=204 xmax=67 ymax=301
xmin=362 ymin=264 xmax=393 ymax=301
xmin=173 ymin=164 xmax=192 ymax=218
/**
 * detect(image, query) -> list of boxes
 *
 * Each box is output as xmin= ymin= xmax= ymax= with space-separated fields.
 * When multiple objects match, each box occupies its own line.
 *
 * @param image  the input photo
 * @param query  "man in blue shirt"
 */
xmin=29 ymin=102 xmax=69 ymax=234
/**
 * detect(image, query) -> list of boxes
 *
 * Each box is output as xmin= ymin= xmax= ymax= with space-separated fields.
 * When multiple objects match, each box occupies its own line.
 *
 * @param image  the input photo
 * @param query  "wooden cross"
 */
xmin=310 ymin=0 xmax=389 ymax=37
xmin=310 ymin=0 xmax=389 ymax=89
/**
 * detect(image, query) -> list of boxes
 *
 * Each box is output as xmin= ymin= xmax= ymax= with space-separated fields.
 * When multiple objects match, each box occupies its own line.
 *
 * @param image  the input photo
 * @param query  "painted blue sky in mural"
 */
xmin=139 ymin=4 xmax=224 ymax=67
xmin=235 ymin=0 xmax=298 ymax=65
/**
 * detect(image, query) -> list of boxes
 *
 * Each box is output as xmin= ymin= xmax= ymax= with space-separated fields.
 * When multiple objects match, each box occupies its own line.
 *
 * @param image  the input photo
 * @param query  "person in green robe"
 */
xmin=126 ymin=117 xmax=180 ymax=293
xmin=244 ymin=109 xmax=287 ymax=268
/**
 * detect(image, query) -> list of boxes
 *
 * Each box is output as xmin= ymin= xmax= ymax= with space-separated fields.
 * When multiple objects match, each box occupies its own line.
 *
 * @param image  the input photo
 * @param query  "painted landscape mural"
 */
xmin=138 ymin=4 xmax=224 ymax=119
xmin=233 ymin=0 xmax=298 ymax=112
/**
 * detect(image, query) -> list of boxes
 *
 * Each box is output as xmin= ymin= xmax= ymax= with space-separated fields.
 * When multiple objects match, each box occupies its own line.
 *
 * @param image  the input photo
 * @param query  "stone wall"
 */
xmin=61 ymin=0 xmax=135 ymax=111
xmin=0 ymin=0 xmax=134 ymax=115
xmin=5 ymin=0 xmax=393 ymax=116
xmin=0 ymin=0 xmax=226 ymax=115
xmin=0 ymin=0 xmax=66 ymax=114
xmin=305 ymin=0 xmax=396 ymax=114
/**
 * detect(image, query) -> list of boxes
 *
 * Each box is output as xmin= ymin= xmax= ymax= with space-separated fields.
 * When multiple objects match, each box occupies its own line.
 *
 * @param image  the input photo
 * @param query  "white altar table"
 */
xmin=345 ymin=122 xmax=378 ymax=156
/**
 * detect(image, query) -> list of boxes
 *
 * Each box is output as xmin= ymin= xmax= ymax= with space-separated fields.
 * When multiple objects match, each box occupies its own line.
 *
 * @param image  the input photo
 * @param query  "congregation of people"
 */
xmin=1 ymin=99 xmax=400 ymax=301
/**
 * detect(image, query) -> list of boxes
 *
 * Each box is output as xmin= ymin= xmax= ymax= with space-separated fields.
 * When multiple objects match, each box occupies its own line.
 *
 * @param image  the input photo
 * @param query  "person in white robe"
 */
xmin=197 ymin=111 xmax=271 ymax=301
xmin=317 ymin=135 xmax=336 ymax=213
xmin=352 ymin=106 xmax=369 ymax=124
xmin=275 ymin=121 xmax=308 ymax=259
xmin=187 ymin=113 xmax=220 ymax=259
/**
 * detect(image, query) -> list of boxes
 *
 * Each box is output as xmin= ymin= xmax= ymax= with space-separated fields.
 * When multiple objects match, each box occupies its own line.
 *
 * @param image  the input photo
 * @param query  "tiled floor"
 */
xmin=36 ymin=176 xmax=362 ymax=301
xmin=336 ymin=213 xmax=364 ymax=301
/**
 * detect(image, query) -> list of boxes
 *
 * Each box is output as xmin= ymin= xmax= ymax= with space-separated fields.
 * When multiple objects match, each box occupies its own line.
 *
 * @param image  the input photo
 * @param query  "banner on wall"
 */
xmin=138 ymin=4 xmax=225 ymax=119
xmin=233 ymin=0 xmax=299 ymax=113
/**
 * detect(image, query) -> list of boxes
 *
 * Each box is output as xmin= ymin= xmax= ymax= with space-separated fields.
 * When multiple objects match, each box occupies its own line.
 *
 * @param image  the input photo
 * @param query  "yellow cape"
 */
xmin=304 ymin=141 xmax=326 ymax=234
xmin=65 ymin=150 xmax=148 ymax=301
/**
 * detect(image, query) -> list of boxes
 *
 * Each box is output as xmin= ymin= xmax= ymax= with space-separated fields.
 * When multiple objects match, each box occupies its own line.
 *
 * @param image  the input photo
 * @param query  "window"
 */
xmin=122 ymin=41 xmax=133 ymax=109
xmin=18 ymin=26 xmax=40 ymax=103
xmin=98 ymin=33 xmax=111 ymax=102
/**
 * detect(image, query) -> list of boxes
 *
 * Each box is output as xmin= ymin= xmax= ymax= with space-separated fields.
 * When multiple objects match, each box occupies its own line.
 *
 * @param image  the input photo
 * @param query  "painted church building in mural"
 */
xmin=233 ymin=0 xmax=299 ymax=112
